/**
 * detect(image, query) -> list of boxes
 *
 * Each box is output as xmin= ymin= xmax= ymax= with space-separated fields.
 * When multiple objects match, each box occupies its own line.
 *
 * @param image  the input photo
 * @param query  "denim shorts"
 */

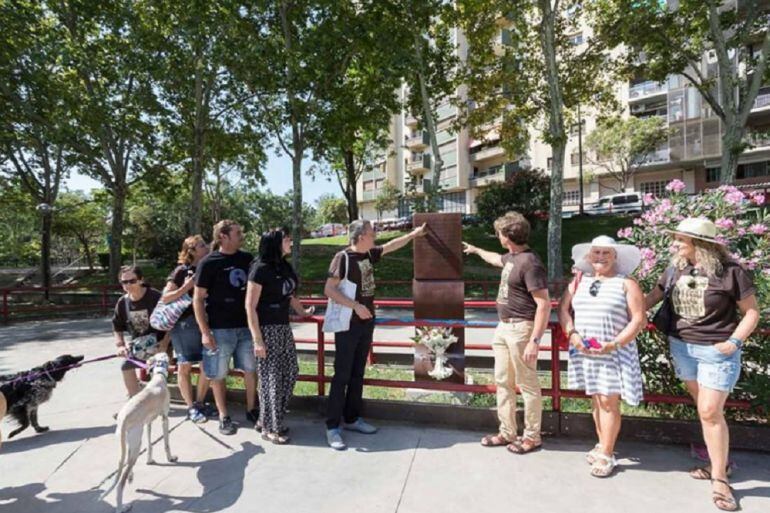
xmin=669 ymin=336 xmax=742 ymax=392
xmin=203 ymin=327 xmax=256 ymax=380
xmin=170 ymin=317 xmax=203 ymax=364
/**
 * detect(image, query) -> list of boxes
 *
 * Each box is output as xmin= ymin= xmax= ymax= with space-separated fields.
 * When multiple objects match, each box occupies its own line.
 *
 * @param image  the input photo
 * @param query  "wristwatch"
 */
xmin=727 ymin=337 xmax=743 ymax=349
xmin=530 ymin=336 xmax=541 ymax=345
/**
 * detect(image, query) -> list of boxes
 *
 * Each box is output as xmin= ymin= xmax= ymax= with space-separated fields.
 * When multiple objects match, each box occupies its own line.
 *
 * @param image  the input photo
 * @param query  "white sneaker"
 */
xmin=326 ymin=428 xmax=346 ymax=450
xmin=343 ymin=418 xmax=378 ymax=434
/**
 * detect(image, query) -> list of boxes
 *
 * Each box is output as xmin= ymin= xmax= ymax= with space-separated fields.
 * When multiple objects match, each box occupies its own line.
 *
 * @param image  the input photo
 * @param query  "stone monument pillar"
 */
xmin=412 ymin=212 xmax=465 ymax=383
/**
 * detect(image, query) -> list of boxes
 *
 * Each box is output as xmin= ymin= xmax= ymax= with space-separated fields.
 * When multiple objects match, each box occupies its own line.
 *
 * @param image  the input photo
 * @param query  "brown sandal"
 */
xmin=262 ymin=432 xmax=291 ymax=445
xmin=690 ymin=464 xmax=733 ymax=480
xmin=506 ymin=437 xmax=542 ymax=454
xmin=711 ymin=478 xmax=738 ymax=511
xmin=480 ymin=433 xmax=510 ymax=447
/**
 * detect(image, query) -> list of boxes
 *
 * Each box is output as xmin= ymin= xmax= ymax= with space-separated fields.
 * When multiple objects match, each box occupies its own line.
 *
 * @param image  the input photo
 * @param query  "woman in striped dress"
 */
xmin=558 ymin=235 xmax=646 ymax=477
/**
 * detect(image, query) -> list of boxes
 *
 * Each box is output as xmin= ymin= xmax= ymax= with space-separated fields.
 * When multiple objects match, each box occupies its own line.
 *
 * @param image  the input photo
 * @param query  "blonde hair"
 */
xmin=211 ymin=220 xmax=238 ymax=251
xmin=493 ymin=211 xmax=530 ymax=245
xmin=671 ymin=238 xmax=731 ymax=277
xmin=177 ymin=235 xmax=205 ymax=265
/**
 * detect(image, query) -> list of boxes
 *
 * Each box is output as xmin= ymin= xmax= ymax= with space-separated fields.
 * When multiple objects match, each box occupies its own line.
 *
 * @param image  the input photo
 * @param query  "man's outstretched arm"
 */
xmin=463 ymin=242 xmax=504 ymax=268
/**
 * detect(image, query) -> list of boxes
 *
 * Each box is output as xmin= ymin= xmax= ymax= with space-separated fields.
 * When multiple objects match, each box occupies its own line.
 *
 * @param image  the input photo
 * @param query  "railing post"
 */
xmin=2 ymin=290 xmax=8 ymax=324
xmin=316 ymin=319 xmax=325 ymax=396
xmin=551 ymin=323 xmax=563 ymax=413
xmin=482 ymin=282 xmax=489 ymax=300
xmin=101 ymin=286 xmax=108 ymax=316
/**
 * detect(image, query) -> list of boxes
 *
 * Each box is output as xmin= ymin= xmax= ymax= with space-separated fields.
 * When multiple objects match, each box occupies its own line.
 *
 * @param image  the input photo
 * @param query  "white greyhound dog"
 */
xmin=100 ymin=353 xmax=177 ymax=512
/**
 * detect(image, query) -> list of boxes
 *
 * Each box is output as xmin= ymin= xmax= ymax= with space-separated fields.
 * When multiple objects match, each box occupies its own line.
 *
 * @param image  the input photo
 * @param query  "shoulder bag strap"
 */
xmin=342 ymin=250 xmax=350 ymax=281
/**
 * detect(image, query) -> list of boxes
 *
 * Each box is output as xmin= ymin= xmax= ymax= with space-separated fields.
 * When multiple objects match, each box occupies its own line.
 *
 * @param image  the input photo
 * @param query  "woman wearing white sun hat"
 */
xmin=645 ymin=217 xmax=759 ymax=512
xmin=558 ymin=235 xmax=647 ymax=478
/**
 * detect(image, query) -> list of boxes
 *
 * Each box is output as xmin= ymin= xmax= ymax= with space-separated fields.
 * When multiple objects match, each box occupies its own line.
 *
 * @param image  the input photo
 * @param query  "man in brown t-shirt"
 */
xmin=463 ymin=211 xmax=550 ymax=453
xmin=323 ymin=219 xmax=425 ymax=450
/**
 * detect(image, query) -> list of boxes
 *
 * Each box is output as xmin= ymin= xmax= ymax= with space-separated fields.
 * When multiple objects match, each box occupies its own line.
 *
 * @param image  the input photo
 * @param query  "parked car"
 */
xmin=586 ymin=193 xmax=643 ymax=216
xmin=312 ymin=223 xmax=347 ymax=238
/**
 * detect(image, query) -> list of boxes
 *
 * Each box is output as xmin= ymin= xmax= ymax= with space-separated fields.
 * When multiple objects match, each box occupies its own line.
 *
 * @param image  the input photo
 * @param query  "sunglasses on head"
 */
xmin=589 ymin=280 xmax=602 ymax=297
xmin=120 ymin=278 xmax=139 ymax=285
xmin=687 ymin=268 xmax=701 ymax=289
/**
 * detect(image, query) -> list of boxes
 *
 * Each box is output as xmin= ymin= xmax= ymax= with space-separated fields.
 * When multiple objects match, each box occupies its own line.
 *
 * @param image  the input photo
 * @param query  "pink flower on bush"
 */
xmin=617 ymin=227 xmax=633 ymax=239
xmin=715 ymin=235 xmax=729 ymax=245
xmin=715 ymin=218 xmax=735 ymax=230
xmin=665 ymin=179 xmax=686 ymax=193
xmin=749 ymin=191 xmax=766 ymax=206
xmin=748 ymin=223 xmax=768 ymax=235
xmin=724 ymin=190 xmax=745 ymax=205
xmin=737 ymin=228 xmax=747 ymax=236
xmin=642 ymin=193 xmax=655 ymax=205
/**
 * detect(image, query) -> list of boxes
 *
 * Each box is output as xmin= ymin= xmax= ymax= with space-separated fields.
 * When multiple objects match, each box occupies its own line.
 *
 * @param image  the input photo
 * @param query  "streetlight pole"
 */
xmin=577 ymin=103 xmax=585 ymax=216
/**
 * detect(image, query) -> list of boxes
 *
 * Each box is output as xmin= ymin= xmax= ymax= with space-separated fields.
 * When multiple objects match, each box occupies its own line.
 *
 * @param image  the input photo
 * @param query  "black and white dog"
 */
xmin=0 ymin=354 xmax=84 ymax=441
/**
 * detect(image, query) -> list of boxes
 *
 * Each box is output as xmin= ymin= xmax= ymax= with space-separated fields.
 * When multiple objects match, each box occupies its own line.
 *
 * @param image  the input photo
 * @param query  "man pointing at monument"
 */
xmin=324 ymin=219 xmax=426 ymax=450
xmin=463 ymin=211 xmax=551 ymax=454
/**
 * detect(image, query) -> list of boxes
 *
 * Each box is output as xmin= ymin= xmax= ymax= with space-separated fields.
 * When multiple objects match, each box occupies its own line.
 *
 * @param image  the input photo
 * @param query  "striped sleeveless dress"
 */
xmin=568 ymin=275 xmax=643 ymax=406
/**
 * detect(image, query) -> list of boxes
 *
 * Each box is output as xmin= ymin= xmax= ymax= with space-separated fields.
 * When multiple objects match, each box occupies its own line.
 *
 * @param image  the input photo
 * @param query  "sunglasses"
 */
xmin=687 ymin=268 xmax=701 ymax=289
xmin=589 ymin=280 xmax=602 ymax=297
xmin=120 ymin=278 xmax=139 ymax=285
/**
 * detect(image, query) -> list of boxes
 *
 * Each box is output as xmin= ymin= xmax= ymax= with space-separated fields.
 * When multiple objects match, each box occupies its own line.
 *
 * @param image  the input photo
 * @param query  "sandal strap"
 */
xmin=711 ymin=478 xmax=733 ymax=490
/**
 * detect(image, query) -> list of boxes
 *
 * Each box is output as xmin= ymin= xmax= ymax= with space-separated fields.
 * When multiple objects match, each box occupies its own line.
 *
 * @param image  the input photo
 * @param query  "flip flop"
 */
xmin=480 ymin=433 xmax=509 ymax=447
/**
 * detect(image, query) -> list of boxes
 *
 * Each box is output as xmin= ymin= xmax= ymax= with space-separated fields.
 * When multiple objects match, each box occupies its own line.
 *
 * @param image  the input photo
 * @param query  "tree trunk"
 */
xmin=78 ymin=234 xmax=94 ymax=270
xmin=108 ymin=186 xmax=126 ymax=283
xmin=40 ymin=210 xmax=52 ymax=300
xmin=539 ymin=0 xmax=566 ymax=282
xmin=343 ymin=149 xmax=359 ymax=222
xmin=720 ymin=124 xmax=744 ymax=184
xmin=291 ymin=146 xmax=303 ymax=272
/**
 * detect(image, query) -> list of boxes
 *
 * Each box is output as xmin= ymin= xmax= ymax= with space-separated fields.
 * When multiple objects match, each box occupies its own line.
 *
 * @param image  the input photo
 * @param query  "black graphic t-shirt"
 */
xmin=248 ymin=260 xmax=298 ymax=326
xmin=166 ymin=264 xmax=196 ymax=320
xmin=656 ymin=262 xmax=756 ymax=344
xmin=112 ymin=287 xmax=165 ymax=339
xmin=195 ymin=250 xmax=253 ymax=329
xmin=328 ymin=246 xmax=384 ymax=323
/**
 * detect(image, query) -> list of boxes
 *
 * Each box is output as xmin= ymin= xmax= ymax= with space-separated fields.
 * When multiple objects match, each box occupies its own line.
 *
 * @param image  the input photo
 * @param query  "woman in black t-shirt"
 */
xmin=645 ymin=218 xmax=759 ymax=512
xmin=246 ymin=228 xmax=313 ymax=444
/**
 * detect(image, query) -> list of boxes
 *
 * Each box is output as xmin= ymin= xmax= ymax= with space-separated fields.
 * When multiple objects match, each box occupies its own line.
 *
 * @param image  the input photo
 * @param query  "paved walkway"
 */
xmin=1 ymin=319 xmax=769 ymax=513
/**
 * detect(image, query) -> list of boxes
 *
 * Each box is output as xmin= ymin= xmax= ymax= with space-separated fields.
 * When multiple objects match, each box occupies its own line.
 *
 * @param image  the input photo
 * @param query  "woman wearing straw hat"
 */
xmin=645 ymin=218 xmax=759 ymax=511
xmin=558 ymin=235 xmax=646 ymax=478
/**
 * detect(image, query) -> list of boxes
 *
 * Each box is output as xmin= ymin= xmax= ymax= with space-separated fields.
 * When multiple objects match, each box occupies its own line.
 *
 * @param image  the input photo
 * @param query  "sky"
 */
xmin=64 ymin=149 xmax=342 ymax=205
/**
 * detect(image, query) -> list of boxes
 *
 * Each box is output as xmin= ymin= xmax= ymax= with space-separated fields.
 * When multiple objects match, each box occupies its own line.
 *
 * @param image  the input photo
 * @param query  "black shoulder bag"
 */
xmin=652 ymin=267 xmax=676 ymax=335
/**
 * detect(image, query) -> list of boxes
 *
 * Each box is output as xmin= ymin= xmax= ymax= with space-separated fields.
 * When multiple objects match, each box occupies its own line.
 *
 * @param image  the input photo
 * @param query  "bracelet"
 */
xmin=727 ymin=337 xmax=743 ymax=349
xmin=567 ymin=329 xmax=580 ymax=339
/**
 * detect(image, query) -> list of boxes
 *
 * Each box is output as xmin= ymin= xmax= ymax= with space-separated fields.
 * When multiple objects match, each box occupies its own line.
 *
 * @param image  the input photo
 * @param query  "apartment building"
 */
xmin=356 ymin=10 xmax=770 ymax=219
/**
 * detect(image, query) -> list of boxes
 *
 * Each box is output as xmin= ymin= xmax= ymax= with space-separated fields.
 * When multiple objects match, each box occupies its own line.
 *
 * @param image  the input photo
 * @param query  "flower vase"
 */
xmin=428 ymin=348 xmax=453 ymax=380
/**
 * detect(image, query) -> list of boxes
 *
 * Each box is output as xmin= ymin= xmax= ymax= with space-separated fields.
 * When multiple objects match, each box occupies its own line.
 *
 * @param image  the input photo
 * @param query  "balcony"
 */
xmin=470 ymin=162 xmax=518 ymax=187
xmin=362 ymin=190 xmax=376 ymax=201
xmin=746 ymin=132 xmax=770 ymax=149
xmin=405 ymin=113 xmax=419 ymax=127
xmin=634 ymin=146 xmax=670 ymax=167
xmin=493 ymin=29 xmax=512 ymax=56
xmin=752 ymin=89 xmax=770 ymax=111
xmin=405 ymin=131 xmax=430 ymax=150
xmin=470 ymin=144 xmax=505 ymax=163
xmin=407 ymin=154 xmax=431 ymax=174
xmin=628 ymin=81 xmax=667 ymax=101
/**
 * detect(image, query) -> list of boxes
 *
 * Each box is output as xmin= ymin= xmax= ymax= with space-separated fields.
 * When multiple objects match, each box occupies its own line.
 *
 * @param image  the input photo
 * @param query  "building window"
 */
xmin=563 ymin=190 xmax=580 ymax=205
xmin=568 ymin=32 xmax=584 ymax=46
xmin=706 ymin=167 xmax=720 ymax=183
xmin=736 ymin=160 xmax=769 ymax=180
xmin=363 ymin=180 xmax=375 ymax=191
xmin=439 ymin=191 xmax=466 ymax=213
xmin=639 ymin=180 xmax=669 ymax=198
xmin=570 ymin=152 xmax=581 ymax=166
xmin=547 ymin=157 xmax=553 ymax=171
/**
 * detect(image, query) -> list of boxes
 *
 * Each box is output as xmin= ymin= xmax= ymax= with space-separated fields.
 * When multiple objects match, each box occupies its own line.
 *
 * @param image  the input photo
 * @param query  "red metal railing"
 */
xmin=0 ymin=284 xmax=758 ymax=412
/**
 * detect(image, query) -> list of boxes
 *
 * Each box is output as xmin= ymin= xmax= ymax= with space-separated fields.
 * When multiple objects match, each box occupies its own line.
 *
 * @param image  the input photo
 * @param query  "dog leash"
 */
xmin=126 ymin=356 xmax=149 ymax=369
xmin=1 ymin=354 xmax=120 ymax=386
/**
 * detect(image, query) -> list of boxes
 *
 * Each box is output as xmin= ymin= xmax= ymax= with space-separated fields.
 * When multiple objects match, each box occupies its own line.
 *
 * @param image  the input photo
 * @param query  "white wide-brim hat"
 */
xmin=664 ymin=217 xmax=724 ymax=245
xmin=572 ymin=235 xmax=642 ymax=276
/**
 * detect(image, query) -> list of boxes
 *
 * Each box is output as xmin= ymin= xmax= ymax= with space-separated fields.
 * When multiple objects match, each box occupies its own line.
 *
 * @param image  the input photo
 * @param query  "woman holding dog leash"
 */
xmin=246 ymin=228 xmax=314 ymax=444
xmin=113 ymin=265 xmax=169 ymax=398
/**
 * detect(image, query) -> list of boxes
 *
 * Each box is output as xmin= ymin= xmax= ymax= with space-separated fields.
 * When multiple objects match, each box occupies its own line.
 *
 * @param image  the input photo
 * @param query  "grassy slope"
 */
xmin=54 ymin=215 xmax=634 ymax=294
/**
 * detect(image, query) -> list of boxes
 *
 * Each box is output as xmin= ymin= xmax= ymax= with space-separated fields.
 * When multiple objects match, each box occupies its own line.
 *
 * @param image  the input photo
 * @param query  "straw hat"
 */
xmin=571 ymin=235 xmax=641 ymax=276
xmin=665 ymin=217 xmax=724 ymax=245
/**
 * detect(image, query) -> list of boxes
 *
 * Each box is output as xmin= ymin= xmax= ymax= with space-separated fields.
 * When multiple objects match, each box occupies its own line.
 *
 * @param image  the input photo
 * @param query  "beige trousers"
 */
xmin=492 ymin=320 xmax=542 ymax=442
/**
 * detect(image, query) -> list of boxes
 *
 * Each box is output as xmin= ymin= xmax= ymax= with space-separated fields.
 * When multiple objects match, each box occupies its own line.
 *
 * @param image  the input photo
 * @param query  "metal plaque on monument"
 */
xmin=412 ymin=213 xmax=465 ymax=384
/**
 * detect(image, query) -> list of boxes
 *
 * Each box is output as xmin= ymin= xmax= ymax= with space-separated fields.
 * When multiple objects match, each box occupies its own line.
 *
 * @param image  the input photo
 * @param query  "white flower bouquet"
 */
xmin=411 ymin=326 xmax=458 ymax=380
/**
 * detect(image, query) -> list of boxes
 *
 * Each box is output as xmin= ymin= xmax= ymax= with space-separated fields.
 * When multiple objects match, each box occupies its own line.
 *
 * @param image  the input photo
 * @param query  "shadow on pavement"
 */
xmin=0 ymin=424 xmax=115 ymax=455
